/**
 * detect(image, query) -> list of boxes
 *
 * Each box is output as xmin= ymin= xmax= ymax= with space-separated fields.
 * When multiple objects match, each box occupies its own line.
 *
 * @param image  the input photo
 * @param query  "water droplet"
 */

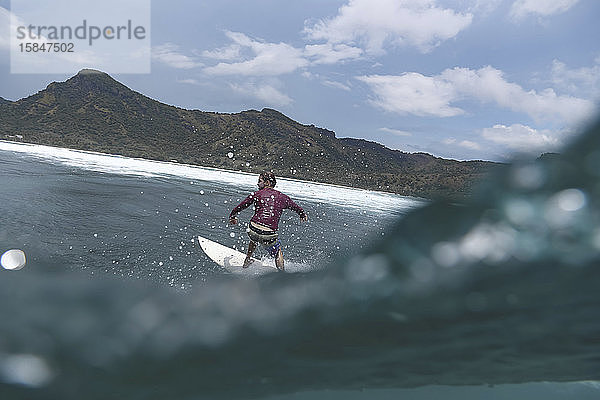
xmin=555 ymin=188 xmax=586 ymax=212
xmin=431 ymin=242 xmax=460 ymax=268
xmin=511 ymin=164 xmax=545 ymax=190
xmin=1 ymin=249 xmax=26 ymax=270
xmin=0 ymin=354 xmax=54 ymax=387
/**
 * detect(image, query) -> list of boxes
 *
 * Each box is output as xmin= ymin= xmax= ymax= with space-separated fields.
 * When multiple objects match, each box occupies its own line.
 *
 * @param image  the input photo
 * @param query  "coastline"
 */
xmin=0 ymin=140 xmax=425 ymax=212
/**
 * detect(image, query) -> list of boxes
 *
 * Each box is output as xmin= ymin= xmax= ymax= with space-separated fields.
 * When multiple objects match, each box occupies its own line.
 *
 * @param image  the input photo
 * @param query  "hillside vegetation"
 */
xmin=0 ymin=69 xmax=498 ymax=198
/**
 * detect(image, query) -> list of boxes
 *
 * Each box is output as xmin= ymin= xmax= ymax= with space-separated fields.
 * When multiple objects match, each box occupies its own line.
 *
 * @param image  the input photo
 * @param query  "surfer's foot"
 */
xmin=242 ymin=258 xmax=252 ymax=268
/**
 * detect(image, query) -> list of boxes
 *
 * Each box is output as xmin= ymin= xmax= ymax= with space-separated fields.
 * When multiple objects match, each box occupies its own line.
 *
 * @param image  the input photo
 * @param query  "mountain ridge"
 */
xmin=0 ymin=69 xmax=498 ymax=198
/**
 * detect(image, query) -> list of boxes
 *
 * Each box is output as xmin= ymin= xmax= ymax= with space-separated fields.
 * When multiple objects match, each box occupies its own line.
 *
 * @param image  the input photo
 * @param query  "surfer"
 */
xmin=229 ymin=171 xmax=307 ymax=271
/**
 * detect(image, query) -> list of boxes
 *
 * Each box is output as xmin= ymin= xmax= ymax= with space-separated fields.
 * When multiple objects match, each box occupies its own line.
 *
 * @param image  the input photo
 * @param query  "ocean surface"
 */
xmin=1 ymin=120 xmax=600 ymax=399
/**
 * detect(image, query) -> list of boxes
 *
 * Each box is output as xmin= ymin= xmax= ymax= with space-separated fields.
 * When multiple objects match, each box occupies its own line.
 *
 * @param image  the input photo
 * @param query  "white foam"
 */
xmin=0 ymin=141 xmax=423 ymax=213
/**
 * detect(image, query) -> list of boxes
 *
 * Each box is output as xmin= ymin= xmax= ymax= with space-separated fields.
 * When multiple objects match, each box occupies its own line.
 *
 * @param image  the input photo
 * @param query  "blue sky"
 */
xmin=1 ymin=0 xmax=599 ymax=161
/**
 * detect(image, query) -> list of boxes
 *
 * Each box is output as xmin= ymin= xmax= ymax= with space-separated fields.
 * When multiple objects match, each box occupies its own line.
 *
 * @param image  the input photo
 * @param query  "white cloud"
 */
xmin=202 ymin=31 xmax=364 ymax=77
xmin=358 ymin=66 xmax=595 ymax=123
xmin=203 ymin=32 xmax=308 ymax=76
xmin=152 ymin=43 xmax=203 ymax=69
xmin=230 ymin=82 xmax=293 ymax=107
xmin=443 ymin=137 xmax=481 ymax=151
xmin=300 ymin=71 xmax=352 ymax=91
xmin=0 ymin=7 xmax=11 ymax=50
xmin=458 ymin=140 xmax=482 ymax=150
xmin=323 ymin=80 xmax=352 ymax=91
xmin=304 ymin=0 xmax=473 ymax=54
xmin=304 ymin=43 xmax=363 ymax=64
xmin=1 ymin=7 xmax=31 ymax=52
xmin=443 ymin=66 xmax=594 ymax=123
xmin=379 ymin=127 xmax=412 ymax=137
xmin=482 ymin=124 xmax=562 ymax=152
xmin=510 ymin=0 xmax=579 ymax=19
xmin=466 ymin=0 xmax=504 ymax=17
xmin=443 ymin=123 xmax=564 ymax=159
xmin=1 ymin=7 xmax=100 ymax=68
xmin=551 ymin=59 xmax=600 ymax=98
xmin=201 ymin=44 xmax=242 ymax=61
xmin=356 ymin=73 xmax=463 ymax=117
xmin=176 ymin=78 xmax=201 ymax=85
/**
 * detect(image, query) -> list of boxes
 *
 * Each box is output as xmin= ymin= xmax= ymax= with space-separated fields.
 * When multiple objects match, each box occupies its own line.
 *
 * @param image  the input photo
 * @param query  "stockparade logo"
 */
xmin=11 ymin=0 xmax=151 ymax=74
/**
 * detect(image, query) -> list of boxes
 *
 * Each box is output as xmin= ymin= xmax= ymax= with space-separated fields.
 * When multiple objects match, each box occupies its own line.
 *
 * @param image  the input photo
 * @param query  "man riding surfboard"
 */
xmin=229 ymin=171 xmax=307 ymax=271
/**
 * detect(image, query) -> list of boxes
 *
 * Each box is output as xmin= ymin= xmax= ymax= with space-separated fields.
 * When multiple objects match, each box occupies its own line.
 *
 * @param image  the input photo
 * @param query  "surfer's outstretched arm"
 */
xmin=230 ymin=193 xmax=255 ymax=220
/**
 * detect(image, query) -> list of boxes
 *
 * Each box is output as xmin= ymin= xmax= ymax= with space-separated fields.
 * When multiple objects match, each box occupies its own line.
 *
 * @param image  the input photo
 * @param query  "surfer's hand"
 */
xmin=300 ymin=215 xmax=308 ymax=222
xmin=229 ymin=216 xmax=238 ymax=225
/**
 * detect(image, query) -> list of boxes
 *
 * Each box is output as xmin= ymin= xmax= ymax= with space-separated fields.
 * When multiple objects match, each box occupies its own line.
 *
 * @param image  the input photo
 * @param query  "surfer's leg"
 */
xmin=275 ymin=248 xmax=284 ymax=271
xmin=243 ymin=241 xmax=257 ymax=268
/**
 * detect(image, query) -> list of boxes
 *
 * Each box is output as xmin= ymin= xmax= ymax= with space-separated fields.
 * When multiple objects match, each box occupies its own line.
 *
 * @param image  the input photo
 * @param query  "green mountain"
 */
xmin=0 ymin=97 xmax=11 ymax=104
xmin=0 ymin=69 xmax=497 ymax=198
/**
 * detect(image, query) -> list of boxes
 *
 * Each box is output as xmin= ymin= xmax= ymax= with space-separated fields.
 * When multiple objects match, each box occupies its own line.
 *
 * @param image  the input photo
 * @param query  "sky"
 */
xmin=1 ymin=0 xmax=599 ymax=162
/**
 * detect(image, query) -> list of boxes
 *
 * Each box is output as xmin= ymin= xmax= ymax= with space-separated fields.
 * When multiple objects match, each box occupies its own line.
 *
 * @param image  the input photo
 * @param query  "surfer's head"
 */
xmin=259 ymin=171 xmax=276 ymax=188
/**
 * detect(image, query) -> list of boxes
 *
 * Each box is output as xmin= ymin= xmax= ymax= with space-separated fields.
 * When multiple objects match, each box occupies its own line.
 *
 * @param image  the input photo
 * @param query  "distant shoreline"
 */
xmin=0 ymin=140 xmax=426 ymax=213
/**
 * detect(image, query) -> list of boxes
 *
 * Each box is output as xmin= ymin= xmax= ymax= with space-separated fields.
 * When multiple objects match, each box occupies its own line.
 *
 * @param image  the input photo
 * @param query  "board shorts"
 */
xmin=247 ymin=223 xmax=281 ymax=257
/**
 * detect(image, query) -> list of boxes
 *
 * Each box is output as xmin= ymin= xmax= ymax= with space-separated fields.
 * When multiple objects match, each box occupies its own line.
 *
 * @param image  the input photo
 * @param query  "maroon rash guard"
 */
xmin=229 ymin=187 xmax=306 ymax=231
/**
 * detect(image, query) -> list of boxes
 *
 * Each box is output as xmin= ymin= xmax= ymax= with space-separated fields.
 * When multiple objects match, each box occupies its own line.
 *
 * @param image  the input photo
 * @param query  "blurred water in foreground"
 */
xmin=1 ymin=119 xmax=600 ymax=399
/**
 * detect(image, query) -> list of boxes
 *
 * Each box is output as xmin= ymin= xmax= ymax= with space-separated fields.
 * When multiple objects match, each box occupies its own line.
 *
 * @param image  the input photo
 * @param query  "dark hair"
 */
xmin=260 ymin=171 xmax=276 ymax=187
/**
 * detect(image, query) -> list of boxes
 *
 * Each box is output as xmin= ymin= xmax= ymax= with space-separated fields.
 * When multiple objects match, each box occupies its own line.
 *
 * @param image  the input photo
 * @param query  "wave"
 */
xmin=1 ymin=120 xmax=600 ymax=399
xmin=0 ymin=140 xmax=421 ymax=214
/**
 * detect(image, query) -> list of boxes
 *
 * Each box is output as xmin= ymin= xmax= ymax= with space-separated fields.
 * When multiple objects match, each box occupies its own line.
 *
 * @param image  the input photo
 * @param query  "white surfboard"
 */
xmin=198 ymin=236 xmax=278 ymax=275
